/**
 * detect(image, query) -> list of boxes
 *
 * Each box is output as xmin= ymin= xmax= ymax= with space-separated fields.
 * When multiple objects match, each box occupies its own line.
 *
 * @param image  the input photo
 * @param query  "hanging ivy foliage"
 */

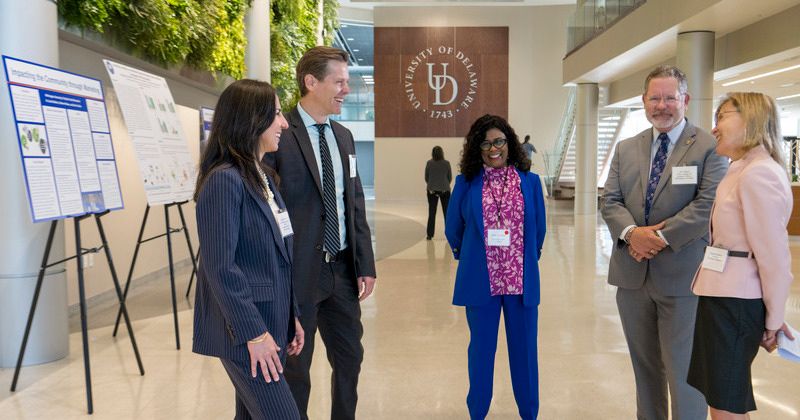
xmin=271 ymin=0 xmax=340 ymax=110
xmin=57 ymin=0 xmax=253 ymax=79
xmin=57 ymin=0 xmax=340 ymax=102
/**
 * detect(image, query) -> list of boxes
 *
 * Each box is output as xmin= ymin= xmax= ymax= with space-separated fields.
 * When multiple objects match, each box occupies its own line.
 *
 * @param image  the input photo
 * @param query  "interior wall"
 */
xmin=373 ymin=5 xmax=573 ymax=201
xmin=57 ymin=36 xmax=211 ymax=306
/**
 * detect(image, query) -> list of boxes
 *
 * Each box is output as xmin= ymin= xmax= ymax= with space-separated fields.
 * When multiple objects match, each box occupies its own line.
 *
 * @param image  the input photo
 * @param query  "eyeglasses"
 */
xmin=479 ymin=138 xmax=507 ymax=151
xmin=715 ymin=110 xmax=740 ymax=121
xmin=646 ymin=95 xmax=682 ymax=105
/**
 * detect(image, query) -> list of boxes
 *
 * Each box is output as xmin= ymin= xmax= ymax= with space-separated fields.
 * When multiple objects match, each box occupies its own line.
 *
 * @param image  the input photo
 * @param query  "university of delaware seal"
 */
xmin=403 ymin=46 xmax=478 ymax=120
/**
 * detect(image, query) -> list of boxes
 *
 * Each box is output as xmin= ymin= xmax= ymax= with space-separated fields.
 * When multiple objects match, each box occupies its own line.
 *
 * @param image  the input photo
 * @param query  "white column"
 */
xmin=0 ymin=0 xmax=69 ymax=367
xmin=244 ymin=0 xmax=271 ymax=82
xmin=677 ymin=31 xmax=715 ymax=131
xmin=575 ymin=83 xmax=599 ymax=216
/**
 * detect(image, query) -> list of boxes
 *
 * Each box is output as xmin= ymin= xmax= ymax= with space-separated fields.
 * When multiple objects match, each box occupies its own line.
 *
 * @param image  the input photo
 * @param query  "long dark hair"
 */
xmin=194 ymin=79 xmax=279 ymax=201
xmin=458 ymin=114 xmax=530 ymax=181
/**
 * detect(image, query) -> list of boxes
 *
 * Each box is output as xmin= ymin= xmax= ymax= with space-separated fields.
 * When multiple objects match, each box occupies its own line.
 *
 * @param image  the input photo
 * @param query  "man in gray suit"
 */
xmin=264 ymin=46 xmax=376 ymax=420
xmin=601 ymin=66 xmax=728 ymax=419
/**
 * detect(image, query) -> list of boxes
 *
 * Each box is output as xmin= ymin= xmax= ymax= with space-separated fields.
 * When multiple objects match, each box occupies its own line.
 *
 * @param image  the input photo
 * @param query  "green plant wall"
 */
xmin=271 ymin=0 xmax=340 ymax=110
xmin=58 ymin=0 xmax=253 ymax=79
xmin=57 ymin=0 xmax=340 ymax=108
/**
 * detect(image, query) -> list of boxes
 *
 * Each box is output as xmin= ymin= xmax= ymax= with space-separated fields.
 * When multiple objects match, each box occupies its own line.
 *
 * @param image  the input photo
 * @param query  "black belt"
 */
xmin=729 ymin=250 xmax=755 ymax=259
xmin=706 ymin=247 xmax=754 ymax=259
xmin=324 ymin=250 xmax=344 ymax=263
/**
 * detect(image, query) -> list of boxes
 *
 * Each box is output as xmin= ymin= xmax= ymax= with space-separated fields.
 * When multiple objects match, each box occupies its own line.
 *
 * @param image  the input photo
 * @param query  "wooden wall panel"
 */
xmin=375 ymin=27 xmax=509 ymax=138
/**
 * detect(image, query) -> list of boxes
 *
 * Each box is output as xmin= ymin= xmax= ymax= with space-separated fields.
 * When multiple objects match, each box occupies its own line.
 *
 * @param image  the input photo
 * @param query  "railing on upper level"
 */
xmin=566 ymin=0 xmax=647 ymax=55
xmin=542 ymin=86 xmax=577 ymax=194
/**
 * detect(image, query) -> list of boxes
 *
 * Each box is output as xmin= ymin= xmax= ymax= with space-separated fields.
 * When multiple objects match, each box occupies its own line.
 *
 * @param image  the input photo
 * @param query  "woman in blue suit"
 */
xmin=446 ymin=114 xmax=546 ymax=419
xmin=193 ymin=79 xmax=304 ymax=419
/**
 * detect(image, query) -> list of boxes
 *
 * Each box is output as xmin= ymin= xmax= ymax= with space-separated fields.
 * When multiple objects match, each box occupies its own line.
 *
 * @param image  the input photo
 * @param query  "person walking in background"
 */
xmin=688 ymin=92 xmax=795 ymax=419
xmin=522 ymin=135 xmax=537 ymax=161
xmin=601 ymin=65 xmax=728 ymax=420
xmin=425 ymin=145 xmax=452 ymax=240
xmin=263 ymin=46 xmax=376 ymax=420
xmin=445 ymin=114 xmax=546 ymax=419
xmin=192 ymin=79 xmax=304 ymax=419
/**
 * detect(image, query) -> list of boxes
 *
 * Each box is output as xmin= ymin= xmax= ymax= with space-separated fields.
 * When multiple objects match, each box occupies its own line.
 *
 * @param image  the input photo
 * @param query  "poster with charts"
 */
xmin=103 ymin=60 xmax=196 ymax=206
xmin=200 ymin=106 xmax=214 ymax=151
xmin=2 ymin=55 xmax=124 ymax=223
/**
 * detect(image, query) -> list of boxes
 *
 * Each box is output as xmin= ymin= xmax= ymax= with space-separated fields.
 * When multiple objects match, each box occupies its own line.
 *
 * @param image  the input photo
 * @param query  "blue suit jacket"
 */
xmin=445 ymin=168 xmax=546 ymax=307
xmin=192 ymin=165 xmax=297 ymax=361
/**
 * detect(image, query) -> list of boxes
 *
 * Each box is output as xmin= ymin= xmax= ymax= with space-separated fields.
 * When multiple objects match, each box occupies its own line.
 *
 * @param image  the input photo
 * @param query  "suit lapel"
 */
xmin=331 ymin=122 xmax=352 ymax=179
xmin=471 ymin=171 xmax=486 ymax=246
xmin=241 ymin=172 xmax=291 ymax=263
xmin=638 ymin=130 xmax=652 ymax=200
xmin=288 ymin=109 xmax=323 ymax=197
xmin=652 ymin=121 xmax=696 ymax=202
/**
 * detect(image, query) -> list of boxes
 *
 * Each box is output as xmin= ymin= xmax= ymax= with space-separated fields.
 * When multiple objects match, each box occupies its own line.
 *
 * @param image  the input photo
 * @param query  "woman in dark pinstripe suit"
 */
xmin=193 ymin=79 xmax=304 ymax=419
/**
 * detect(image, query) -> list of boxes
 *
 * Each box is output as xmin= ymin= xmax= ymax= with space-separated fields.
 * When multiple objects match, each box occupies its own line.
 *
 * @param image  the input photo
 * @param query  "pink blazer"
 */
xmin=692 ymin=145 xmax=793 ymax=329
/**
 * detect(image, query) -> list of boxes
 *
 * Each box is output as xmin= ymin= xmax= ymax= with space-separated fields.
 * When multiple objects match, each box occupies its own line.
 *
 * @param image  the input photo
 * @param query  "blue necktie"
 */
xmin=315 ymin=123 xmax=340 ymax=254
xmin=645 ymin=133 xmax=670 ymax=225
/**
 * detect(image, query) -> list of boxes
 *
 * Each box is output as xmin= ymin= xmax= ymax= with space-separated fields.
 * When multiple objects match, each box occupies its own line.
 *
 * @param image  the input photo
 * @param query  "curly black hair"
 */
xmin=458 ymin=114 xmax=531 ymax=181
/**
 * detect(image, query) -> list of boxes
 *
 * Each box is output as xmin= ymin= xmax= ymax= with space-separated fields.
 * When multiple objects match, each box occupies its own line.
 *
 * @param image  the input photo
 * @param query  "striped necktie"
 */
xmin=645 ymin=133 xmax=670 ymax=225
xmin=315 ymin=123 xmax=340 ymax=254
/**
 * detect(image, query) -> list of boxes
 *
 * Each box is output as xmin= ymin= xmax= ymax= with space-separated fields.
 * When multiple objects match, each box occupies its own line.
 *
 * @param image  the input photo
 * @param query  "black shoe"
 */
xmin=426 ymin=236 xmax=432 ymax=240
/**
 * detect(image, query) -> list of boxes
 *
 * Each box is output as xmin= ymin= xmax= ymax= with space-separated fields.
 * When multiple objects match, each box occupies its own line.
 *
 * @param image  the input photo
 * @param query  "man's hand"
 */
xmin=629 ymin=221 xmax=667 ymax=258
xmin=287 ymin=317 xmax=304 ymax=356
xmin=357 ymin=276 xmax=376 ymax=301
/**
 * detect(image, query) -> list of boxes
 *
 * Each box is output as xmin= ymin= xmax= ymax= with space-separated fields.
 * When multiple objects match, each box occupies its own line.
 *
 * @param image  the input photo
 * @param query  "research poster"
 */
xmin=3 ymin=55 xmax=124 ymax=223
xmin=103 ymin=60 xmax=195 ymax=205
xmin=200 ymin=106 xmax=214 ymax=148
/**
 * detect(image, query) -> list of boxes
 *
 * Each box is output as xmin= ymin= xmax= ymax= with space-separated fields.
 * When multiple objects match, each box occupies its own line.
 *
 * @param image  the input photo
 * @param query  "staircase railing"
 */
xmin=543 ymin=86 xmax=576 ymax=194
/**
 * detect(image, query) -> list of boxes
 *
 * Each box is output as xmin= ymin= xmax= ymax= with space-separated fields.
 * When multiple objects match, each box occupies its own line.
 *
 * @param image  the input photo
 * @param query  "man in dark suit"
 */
xmin=601 ymin=66 xmax=728 ymax=419
xmin=264 ymin=46 xmax=376 ymax=420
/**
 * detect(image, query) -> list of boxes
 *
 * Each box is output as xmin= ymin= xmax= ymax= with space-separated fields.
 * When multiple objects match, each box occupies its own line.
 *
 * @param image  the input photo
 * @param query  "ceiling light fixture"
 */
xmin=777 ymin=93 xmax=800 ymax=101
xmin=722 ymin=64 xmax=800 ymax=87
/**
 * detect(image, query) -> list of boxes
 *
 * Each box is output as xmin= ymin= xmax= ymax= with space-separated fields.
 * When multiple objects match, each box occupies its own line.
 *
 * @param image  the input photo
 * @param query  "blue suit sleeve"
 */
xmin=530 ymin=174 xmax=546 ymax=259
xmin=445 ymin=175 xmax=467 ymax=259
xmin=197 ymin=170 xmax=267 ymax=345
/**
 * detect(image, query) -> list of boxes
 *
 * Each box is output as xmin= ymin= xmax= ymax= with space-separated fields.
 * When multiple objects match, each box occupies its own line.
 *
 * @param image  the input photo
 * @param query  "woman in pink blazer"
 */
xmin=688 ymin=92 xmax=795 ymax=419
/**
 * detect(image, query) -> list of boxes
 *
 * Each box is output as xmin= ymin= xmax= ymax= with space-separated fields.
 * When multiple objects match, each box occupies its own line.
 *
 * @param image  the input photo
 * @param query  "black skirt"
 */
xmin=687 ymin=296 xmax=765 ymax=414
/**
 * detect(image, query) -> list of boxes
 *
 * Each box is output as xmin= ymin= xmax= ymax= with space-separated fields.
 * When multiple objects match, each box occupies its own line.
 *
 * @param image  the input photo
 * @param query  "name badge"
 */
xmin=276 ymin=209 xmax=293 ymax=238
xmin=349 ymin=154 xmax=357 ymax=178
xmin=672 ymin=166 xmax=698 ymax=185
xmin=702 ymin=246 xmax=728 ymax=272
xmin=487 ymin=229 xmax=510 ymax=247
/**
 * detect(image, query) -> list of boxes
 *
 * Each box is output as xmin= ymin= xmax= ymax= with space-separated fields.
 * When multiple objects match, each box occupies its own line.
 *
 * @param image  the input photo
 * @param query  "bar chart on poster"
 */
xmin=2 ymin=55 xmax=124 ymax=223
xmin=103 ymin=59 xmax=196 ymax=206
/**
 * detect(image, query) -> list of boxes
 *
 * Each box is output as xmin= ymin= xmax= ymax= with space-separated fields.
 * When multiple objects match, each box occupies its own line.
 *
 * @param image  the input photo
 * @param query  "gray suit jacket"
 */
xmin=601 ymin=120 xmax=728 ymax=297
xmin=263 ymin=108 xmax=376 ymax=307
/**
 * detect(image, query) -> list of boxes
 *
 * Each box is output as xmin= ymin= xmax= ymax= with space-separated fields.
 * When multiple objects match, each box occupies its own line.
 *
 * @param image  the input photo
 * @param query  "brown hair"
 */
xmin=644 ymin=65 xmax=688 ymax=96
xmin=296 ymin=46 xmax=349 ymax=97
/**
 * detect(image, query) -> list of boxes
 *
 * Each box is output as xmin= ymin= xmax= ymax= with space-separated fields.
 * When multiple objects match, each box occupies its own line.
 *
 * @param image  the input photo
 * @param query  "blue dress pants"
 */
xmin=465 ymin=294 xmax=539 ymax=419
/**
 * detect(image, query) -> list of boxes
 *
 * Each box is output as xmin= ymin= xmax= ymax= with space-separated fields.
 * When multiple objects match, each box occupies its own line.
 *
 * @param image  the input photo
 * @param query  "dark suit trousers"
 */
xmin=426 ymin=190 xmax=450 ymax=239
xmin=286 ymin=250 xmax=364 ymax=420
xmin=221 ymin=357 xmax=301 ymax=420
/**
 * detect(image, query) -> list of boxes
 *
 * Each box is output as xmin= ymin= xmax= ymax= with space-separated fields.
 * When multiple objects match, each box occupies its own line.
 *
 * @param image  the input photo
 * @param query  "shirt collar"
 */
xmin=297 ymin=102 xmax=330 ymax=130
xmin=652 ymin=118 xmax=686 ymax=146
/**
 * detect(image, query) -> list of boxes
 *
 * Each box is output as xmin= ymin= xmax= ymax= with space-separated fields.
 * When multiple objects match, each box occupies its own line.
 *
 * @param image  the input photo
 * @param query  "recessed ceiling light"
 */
xmin=779 ymin=82 xmax=799 ymax=88
xmin=722 ymin=64 xmax=800 ymax=86
xmin=347 ymin=38 xmax=354 ymax=41
xmin=358 ymin=58 xmax=364 ymax=61
xmin=353 ymin=49 xmax=360 ymax=52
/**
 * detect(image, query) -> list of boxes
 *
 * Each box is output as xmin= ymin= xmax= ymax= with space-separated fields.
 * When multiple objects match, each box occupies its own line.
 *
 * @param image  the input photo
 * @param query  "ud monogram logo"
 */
xmin=427 ymin=63 xmax=458 ymax=106
xmin=403 ymin=45 xmax=478 ymax=120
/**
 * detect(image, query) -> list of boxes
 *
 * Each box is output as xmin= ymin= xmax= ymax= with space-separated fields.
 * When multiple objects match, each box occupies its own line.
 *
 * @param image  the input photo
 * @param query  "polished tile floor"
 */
xmin=2 ymin=199 xmax=800 ymax=419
